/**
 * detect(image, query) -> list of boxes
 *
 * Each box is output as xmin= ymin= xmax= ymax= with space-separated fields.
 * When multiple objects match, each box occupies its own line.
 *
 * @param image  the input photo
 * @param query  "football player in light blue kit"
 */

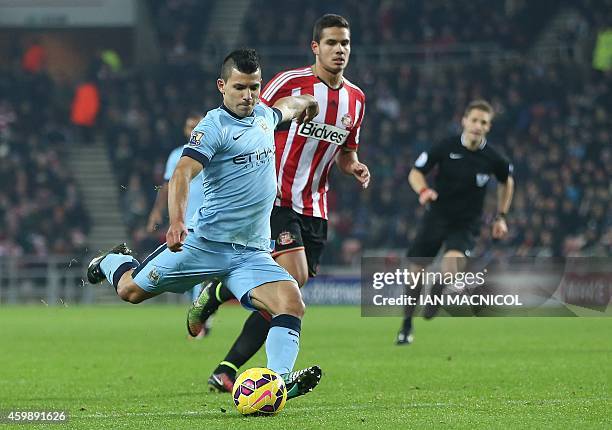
xmin=146 ymin=113 xmax=218 ymax=338
xmin=87 ymin=49 xmax=322 ymax=399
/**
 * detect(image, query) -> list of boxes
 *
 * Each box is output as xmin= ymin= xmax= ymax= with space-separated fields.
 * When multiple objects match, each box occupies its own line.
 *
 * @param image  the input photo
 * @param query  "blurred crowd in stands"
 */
xmin=149 ymin=0 xmax=208 ymax=63
xmin=0 ymin=0 xmax=609 ymax=264
xmin=0 ymin=68 xmax=90 ymax=256
xmin=243 ymin=0 xmax=556 ymax=49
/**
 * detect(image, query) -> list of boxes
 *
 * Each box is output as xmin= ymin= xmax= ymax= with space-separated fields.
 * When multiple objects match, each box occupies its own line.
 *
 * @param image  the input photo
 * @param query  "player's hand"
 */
xmin=297 ymin=98 xmax=319 ymax=124
xmin=492 ymin=218 xmax=508 ymax=239
xmin=350 ymin=161 xmax=371 ymax=189
xmin=166 ymin=221 xmax=187 ymax=252
xmin=146 ymin=210 xmax=162 ymax=233
xmin=419 ymin=188 xmax=438 ymax=205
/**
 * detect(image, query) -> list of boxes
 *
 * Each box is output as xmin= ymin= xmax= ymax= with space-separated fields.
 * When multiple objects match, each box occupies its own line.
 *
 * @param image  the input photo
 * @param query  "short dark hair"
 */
xmin=220 ymin=48 xmax=261 ymax=81
xmin=312 ymin=14 xmax=350 ymax=42
xmin=464 ymin=99 xmax=495 ymax=119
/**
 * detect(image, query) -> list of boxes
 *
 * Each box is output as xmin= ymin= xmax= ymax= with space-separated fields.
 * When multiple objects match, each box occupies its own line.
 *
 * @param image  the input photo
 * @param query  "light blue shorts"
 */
xmin=132 ymin=233 xmax=296 ymax=309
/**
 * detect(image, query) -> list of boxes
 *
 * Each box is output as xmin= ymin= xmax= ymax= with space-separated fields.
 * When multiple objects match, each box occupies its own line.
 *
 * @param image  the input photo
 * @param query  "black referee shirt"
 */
xmin=414 ymin=135 xmax=513 ymax=225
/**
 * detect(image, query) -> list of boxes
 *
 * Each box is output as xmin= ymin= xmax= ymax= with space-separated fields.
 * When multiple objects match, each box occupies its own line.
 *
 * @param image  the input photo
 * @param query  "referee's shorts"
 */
xmin=407 ymin=211 xmax=479 ymax=261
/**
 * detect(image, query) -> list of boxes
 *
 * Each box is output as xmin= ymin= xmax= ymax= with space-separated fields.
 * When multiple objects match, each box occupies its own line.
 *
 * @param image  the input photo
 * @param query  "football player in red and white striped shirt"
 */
xmin=261 ymin=16 xmax=369 ymax=286
xmin=197 ymin=15 xmax=371 ymax=393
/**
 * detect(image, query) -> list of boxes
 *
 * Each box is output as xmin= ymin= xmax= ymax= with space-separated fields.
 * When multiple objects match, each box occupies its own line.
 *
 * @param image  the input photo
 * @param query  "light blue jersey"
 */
xmin=182 ymin=104 xmax=281 ymax=251
xmin=116 ymin=102 xmax=293 ymax=305
xmin=164 ymin=146 xmax=204 ymax=229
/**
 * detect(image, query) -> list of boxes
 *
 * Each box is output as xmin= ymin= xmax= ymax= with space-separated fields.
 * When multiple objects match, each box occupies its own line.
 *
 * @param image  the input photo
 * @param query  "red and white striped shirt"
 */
xmin=261 ymin=66 xmax=366 ymax=219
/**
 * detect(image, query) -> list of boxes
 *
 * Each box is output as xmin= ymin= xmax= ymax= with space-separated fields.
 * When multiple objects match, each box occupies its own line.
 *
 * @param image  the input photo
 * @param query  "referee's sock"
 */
xmin=400 ymin=282 xmax=421 ymax=333
xmin=213 ymin=311 xmax=271 ymax=378
xmin=401 ymin=316 xmax=413 ymax=334
xmin=423 ymin=282 xmax=445 ymax=319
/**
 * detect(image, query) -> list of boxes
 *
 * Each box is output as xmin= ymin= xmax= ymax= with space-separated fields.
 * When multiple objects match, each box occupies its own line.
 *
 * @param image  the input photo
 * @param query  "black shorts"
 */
xmin=270 ymin=206 xmax=327 ymax=277
xmin=407 ymin=211 xmax=479 ymax=261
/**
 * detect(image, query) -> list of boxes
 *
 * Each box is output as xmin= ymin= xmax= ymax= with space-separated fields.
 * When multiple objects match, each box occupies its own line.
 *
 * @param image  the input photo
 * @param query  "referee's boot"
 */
xmin=396 ymin=330 xmax=414 ymax=345
xmin=87 ymin=243 xmax=133 ymax=284
xmin=396 ymin=316 xmax=414 ymax=345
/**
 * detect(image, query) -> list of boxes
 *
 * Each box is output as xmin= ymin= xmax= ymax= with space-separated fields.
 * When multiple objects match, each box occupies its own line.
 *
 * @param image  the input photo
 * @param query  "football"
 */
xmin=232 ymin=367 xmax=287 ymax=415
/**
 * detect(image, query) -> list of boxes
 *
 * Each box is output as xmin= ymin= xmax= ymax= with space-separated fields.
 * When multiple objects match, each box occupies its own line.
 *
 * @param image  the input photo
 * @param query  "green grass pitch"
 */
xmin=1 ymin=305 xmax=610 ymax=429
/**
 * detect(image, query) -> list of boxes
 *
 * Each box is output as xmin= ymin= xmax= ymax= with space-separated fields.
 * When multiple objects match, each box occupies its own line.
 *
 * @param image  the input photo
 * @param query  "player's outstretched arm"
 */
xmin=336 ymin=148 xmax=370 ymax=189
xmin=492 ymin=176 xmax=514 ymax=239
xmin=167 ymin=156 xmax=203 ymax=252
xmin=273 ymin=95 xmax=319 ymax=124
xmin=408 ymin=168 xmax=438 ymax=205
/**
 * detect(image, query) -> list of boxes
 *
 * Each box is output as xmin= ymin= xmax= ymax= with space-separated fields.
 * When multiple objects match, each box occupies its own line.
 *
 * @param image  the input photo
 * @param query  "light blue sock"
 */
xmin=265 ymin=314 xmax=301 ymax=374
xmin=100 ymin=254 xmax=138 ymax=289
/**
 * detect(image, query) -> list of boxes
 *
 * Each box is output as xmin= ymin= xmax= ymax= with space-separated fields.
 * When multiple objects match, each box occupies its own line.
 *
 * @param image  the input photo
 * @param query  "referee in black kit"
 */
xmin=397 ymin=100 xmax=515 ymax=345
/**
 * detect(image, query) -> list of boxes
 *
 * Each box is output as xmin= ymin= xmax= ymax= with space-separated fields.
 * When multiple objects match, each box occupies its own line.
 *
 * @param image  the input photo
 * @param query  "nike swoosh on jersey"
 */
xmin=449 ymin=153 xmax=463 ymax=159
xmin=233 ymin=130 xmax=248 ymax=140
